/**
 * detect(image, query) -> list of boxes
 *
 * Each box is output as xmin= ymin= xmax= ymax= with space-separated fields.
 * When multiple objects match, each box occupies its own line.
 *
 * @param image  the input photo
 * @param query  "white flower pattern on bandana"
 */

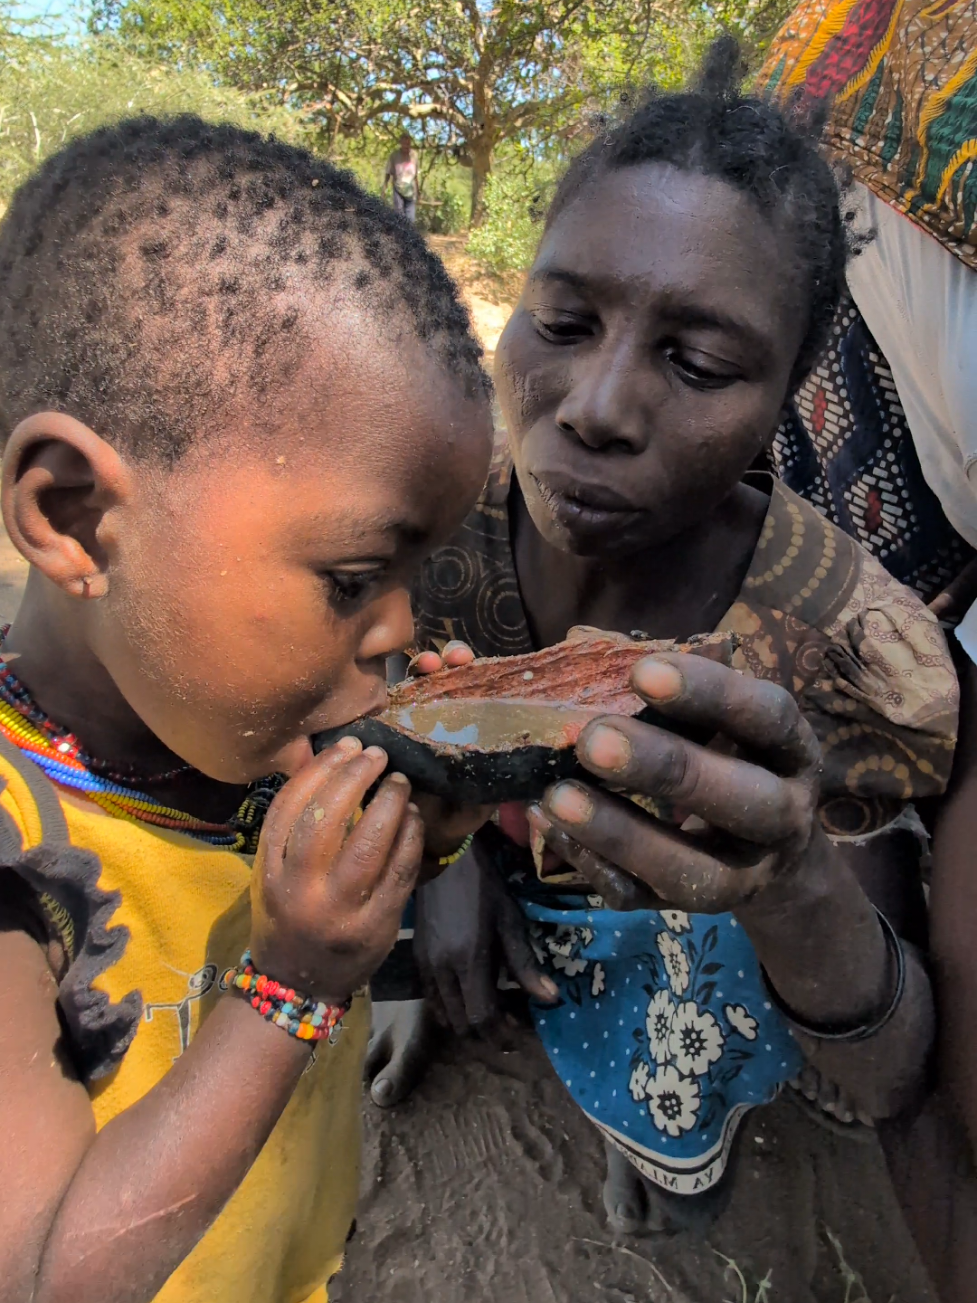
xmin=645 ymin=989 xmax=676 ymax=1065
xmin=546 ymin=925 xmax=589 ymax=977
xmin=646 ymin=1064 xmax=700 ymax=1137
xmin=668 ymin=1001 xmax=725 ymax=1076
xmin=725 ymin=1003 xmax=759 ymax=1041
xmin=629 ymin=1060 xmax=651 ymax=1102
xmin=657 ymin=931 xmax=690 ymax=996
xmin=660 ymin=910 xmax=691 ymax=934
xmin=525 ymin=907 xmax=788 ymax=1160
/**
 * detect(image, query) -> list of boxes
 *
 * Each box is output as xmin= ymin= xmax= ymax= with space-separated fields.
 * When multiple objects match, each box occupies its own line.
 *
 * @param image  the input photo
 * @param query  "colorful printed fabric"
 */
xmin=757 ymin=0 xmax=977 ymax=271
xmin=773 ymin=289 xmax=974 ymax=601
xmin=411 ymin=437 xmax=958 ymax=1192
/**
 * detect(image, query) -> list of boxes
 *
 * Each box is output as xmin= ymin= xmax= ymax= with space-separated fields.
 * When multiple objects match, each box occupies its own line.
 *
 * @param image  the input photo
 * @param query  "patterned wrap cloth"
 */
xmin=757 ymin=0 xmax=977 ymax=602
xmin=772 ymin=288 xmax=974 ymax=602
xmin=411 ymin=438 xmax=958 ymax=1193
xmin=757 ymin=0 xmax=977 ymax=272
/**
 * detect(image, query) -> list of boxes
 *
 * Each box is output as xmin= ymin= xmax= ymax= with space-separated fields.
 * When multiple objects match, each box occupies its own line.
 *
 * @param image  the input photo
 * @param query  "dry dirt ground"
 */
xmin=0 ymin=242 xmax=937 ymax=1303
xmin=331 ymin=1026 xmax=934 ymax=1303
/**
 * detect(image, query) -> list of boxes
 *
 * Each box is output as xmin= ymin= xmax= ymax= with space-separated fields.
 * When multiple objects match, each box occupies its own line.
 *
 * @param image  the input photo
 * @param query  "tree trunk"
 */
xmin=469 ymin=134 xmax=494 ymax=227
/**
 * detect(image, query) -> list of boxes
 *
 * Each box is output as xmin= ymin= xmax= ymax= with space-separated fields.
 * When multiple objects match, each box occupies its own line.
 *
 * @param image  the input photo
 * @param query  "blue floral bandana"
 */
xmin=520 ymin=893 xmax=801 ymax=1194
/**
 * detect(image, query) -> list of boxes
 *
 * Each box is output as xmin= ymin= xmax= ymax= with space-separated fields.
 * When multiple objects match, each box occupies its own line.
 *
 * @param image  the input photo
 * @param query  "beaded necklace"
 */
xmin=0 ymin=631 xmax=277 ymax=852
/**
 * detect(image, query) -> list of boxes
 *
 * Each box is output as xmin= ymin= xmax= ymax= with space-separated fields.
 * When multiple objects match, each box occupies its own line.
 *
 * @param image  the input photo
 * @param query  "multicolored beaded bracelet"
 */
xmin=222 ymin=951 xmax=351 ymax=1043
xmin=437 ymin=832 xmax=475 ymax=867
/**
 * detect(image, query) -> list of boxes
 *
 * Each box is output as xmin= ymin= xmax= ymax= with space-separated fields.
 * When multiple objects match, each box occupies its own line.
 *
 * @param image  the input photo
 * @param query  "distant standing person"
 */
xmin=384 ymin=134 xmax=418 ymax=223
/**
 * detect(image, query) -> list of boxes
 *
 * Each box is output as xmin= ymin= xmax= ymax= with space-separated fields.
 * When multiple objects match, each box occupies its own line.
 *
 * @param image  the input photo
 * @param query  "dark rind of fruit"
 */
xmin=313 ymin=705 xmax=713 ymax=803
xmin=311 ymin=629 xmax=735 ymax=804
xmin=314 ymin=714 xmax=581 ymax=803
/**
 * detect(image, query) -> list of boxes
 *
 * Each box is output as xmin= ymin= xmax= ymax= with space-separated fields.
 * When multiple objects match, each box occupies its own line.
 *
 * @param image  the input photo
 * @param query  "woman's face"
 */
xmin=495 ymin=162 xmax=808 ymax=558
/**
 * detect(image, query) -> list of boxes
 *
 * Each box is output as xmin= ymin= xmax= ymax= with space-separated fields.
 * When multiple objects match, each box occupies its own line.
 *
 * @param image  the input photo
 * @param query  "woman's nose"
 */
xmin=555 ymin=340 xmax=656 ymax=454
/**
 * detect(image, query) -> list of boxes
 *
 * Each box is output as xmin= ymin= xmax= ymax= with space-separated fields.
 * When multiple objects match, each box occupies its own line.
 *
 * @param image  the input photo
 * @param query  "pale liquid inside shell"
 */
xmin=392 ymin=700 xmax=599 ymax=751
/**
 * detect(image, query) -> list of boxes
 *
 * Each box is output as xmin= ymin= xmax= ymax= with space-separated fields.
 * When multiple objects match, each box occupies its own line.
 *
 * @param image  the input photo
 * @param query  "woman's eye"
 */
xmin=324 ymin=569 xmax=383 ymax=605
xmin=663 ymin=346 xmax=740 ymax=390
xmin=530 ymin=310 xmax=594 ymax=343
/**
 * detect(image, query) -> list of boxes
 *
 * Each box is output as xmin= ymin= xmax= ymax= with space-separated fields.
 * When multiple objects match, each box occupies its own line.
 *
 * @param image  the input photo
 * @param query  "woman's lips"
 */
xmin=530 ymin=473 xmax=644 ymax=534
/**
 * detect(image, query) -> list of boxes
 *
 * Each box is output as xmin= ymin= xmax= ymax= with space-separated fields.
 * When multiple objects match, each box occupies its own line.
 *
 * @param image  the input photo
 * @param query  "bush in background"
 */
xmin=0 ymin=13 xmax=306 ymax=211
xmin=466 ymin=163 xmax=554 ymax=273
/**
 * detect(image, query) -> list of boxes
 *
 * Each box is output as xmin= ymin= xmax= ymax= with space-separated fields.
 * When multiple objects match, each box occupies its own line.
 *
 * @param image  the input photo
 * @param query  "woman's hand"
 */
xmin=250 ymin=737 xmax=424 ymax=1003
xmin=527 ymin=652 xmax=822 ymax=913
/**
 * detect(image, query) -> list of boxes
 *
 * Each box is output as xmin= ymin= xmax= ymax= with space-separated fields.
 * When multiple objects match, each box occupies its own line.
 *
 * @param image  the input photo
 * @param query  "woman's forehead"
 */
xmin=539 ymin=164 xmax=792 ymax=289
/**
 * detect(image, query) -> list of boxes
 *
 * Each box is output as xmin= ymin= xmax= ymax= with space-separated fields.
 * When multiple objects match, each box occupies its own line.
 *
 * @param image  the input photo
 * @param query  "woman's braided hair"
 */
xmin=547 ymin=37 xmax=846 ymax=390
xmin=0 ymin=115 xmax=489 ymax=462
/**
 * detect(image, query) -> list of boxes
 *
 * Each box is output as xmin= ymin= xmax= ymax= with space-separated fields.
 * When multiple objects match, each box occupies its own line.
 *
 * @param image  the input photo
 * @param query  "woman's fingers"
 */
xmin=408 ymin=651 xmax=444 ymax=675
xmin=441 ymin=640 xmax=476 ymax=667
xmin=624 ymin=653 xmax=821 ymax=777
xmin=540 ymin=781 xmax=779 ymax=912
xmin=408 ymin=641 xmax=476 ymax=677
xmin=526 ymin=804 xmax=660 ymax=912
xmin=574 ymin=713 xmax=812 ymax=846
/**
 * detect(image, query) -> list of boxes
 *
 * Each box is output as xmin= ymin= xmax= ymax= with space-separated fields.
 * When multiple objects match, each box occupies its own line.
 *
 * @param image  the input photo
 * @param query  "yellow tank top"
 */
xmin=0 ymin=740 xmax=367 ymax=1303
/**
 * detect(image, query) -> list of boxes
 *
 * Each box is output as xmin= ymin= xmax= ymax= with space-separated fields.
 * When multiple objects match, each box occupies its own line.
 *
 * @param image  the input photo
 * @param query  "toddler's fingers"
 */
xmin=260 ymin=737 xmax=364 ymax=864
xmin=369 ymin=802 xmax=425 ymax=912
xmin=328 ymin=774 xmax=416 ymax=904
xmin=283 ymin=747 xmax=390 ymax=881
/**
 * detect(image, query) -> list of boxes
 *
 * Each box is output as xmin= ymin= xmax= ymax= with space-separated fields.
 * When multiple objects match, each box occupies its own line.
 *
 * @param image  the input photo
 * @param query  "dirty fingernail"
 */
xmin=546 ymin=782 xmax=594 ymax=826
xmin=443 ymin=640 xmax=470 ymax=654
xmin=364 ymin=746 xmax=387 ymax=761
xmin=582 ymin=723 xmax=631 ymax=772
xmin=526 ymin=802 xmax=552 ymax=832
xmin=409 ymin=651 xmax=441 ymax=673
xmin=336 ymin=735 xmax=362 ymax=753
xmin=372 ymin=1077 xmax=394 ymax=1104
xmin=387 ymin=772 xmax=409 ymax=785
xmin=540 ymin=976 xmax=559 ymax=1000
xmin=633 ymin=657 xmax=683 ymax=701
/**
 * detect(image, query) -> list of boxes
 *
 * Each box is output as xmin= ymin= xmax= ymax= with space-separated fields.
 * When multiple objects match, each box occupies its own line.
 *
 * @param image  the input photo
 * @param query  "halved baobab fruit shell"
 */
xmin=312 ymin=626 xmax=735 ymax=804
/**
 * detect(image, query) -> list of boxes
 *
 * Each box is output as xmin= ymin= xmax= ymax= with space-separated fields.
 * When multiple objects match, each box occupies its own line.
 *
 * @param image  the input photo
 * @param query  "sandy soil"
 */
xmin=330 ymin=1025 xmax=934 ymax=1303
xmin=427 ymin=234 xmax=521 ymax=374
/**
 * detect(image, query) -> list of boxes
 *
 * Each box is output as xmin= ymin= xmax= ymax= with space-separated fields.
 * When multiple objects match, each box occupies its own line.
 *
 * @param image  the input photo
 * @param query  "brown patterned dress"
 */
xmin=411 ymin=440 xmax=958 ymax=1193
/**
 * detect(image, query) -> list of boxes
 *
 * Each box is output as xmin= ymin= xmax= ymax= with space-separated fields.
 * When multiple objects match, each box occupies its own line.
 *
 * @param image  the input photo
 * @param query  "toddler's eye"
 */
xmin=324 ymin=568 xmax=384 ymax=605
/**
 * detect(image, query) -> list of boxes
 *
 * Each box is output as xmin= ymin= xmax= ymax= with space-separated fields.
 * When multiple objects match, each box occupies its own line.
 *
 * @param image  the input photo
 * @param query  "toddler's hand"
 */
xmin=249 ymin=738 xmax=424 ymax=1003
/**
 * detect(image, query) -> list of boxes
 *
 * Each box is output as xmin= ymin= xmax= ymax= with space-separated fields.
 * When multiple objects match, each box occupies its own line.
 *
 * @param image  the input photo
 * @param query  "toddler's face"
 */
xmin=92 ymin=316 xmax=492 ymax=782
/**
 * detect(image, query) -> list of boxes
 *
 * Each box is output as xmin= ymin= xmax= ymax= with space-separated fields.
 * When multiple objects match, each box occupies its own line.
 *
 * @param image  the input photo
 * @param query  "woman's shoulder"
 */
xmin=411 ymin=429 xmax=536 ymax=658
xmin=725 ymin=478 xmax=959 ymax=827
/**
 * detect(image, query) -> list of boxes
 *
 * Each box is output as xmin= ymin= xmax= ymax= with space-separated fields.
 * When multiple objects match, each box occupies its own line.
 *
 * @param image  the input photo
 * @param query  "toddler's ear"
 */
xmin=1 ymin=412 xmax=132 ymax=600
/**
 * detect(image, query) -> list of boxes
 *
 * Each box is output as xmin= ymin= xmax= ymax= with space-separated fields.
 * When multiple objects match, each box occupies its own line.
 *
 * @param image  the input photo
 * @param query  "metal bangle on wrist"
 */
xmin=761 ymin=907 xmax=906 ymax=1043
